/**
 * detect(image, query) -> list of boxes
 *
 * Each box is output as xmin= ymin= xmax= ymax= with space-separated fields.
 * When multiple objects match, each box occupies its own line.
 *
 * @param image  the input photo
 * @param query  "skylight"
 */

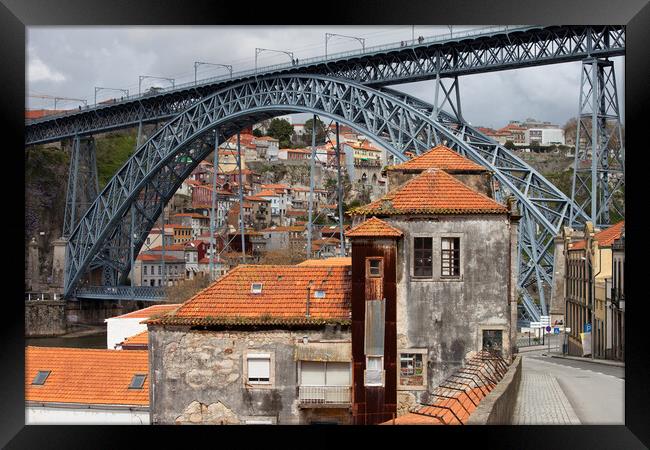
xmin=129 ymin=374 xmax=147 ymax=389
xmin=32 ymin=370 xmax=50 ymax=385
xmin=314 ymin=290 xmax=326 ymax=298
xmin=251 ymin=283 xmax=263 ymax=294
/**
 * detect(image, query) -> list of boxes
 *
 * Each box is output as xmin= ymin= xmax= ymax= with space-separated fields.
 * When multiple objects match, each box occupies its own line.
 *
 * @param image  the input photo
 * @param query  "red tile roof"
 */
xmin=345 ymin=216 xmax=403 ymax=238
xmin=571 ymin=220 xmax=624 ymax=250
xmin=386 ymin=145 xmax=486 ymax=172
xmin=111 ymin=304 xmax=181 ymax=319
xmin=148 ymin=265 xmax=351 ymax=326
xmin=351 ymin=168 xmax=508 ymax=216
xmin=120 ymin=331 xmax=149 ymax=348
xmin=297 ymin=257 xmax=351 ymax=267
xmin=136 ymin=254 xmax=185 ymax=263
xmin=25 ymin=347 xmax=149 ymax=406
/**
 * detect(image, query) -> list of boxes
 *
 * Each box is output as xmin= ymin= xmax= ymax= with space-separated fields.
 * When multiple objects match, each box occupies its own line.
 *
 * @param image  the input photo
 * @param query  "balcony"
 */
xmin=298 ymin=385 xmax=351 ymax=408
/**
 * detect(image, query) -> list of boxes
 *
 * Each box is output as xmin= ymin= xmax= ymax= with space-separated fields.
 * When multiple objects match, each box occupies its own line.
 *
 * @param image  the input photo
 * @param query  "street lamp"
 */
xmin=325 ymin=33 xmax=365 ymax=58
xmin=255 ymin=48 xmax=295 ymax=73
xmin=194 ymin=62 xmax=233 ymax=84
xmin=54 ymin=96 xmax=87 ymax=110
xmin=138 ymin=75 xmax=175 ymax=95
xmin=94 ymin=87 xmax=129 ymax=105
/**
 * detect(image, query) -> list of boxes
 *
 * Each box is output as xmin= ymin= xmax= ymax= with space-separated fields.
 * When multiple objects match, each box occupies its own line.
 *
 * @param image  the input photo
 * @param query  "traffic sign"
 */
xmin=584 ymin=323 xmax=592 ymax=333
xmin=545 ymin=326 xmax=552 ymax=332
xmin=554 ymin=327 xmax=560 ymax=335
xmin=530 ymin=322 xmax=542 ymax=329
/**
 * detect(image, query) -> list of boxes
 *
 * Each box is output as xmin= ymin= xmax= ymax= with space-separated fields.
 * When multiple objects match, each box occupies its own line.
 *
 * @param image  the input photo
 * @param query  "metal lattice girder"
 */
xmin=379 ymin=87 xmax=591 ymax=320
xmin=25 ymin=26 xmax=624 ymax=146
xmin=570 ymin=58 xmax=624 ymax=228
xmin=63 ymin=74 xmax=586 ymax=305
xmin=63 ymin=136 xmax=99 ymax=238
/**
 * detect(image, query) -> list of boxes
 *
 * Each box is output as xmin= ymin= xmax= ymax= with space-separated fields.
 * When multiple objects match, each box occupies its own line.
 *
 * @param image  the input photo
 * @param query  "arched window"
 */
xmin=361 ymin=173 xmax=367 ymax=184
xmin=372 ymin=173 xmax=378 ymax=185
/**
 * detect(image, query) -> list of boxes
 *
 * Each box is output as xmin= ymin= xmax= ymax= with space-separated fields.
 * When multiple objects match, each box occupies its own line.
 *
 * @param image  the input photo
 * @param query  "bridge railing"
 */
xmin=74 ymin=285 xmax=167 ymax=301
xmin=26 ymin=25 xmax=531 ymax=123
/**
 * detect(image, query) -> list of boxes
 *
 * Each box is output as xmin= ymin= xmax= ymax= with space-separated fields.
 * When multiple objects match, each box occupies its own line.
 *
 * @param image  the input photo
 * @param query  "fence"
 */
xmin=298 ymin=385 xmax=351 ymax=406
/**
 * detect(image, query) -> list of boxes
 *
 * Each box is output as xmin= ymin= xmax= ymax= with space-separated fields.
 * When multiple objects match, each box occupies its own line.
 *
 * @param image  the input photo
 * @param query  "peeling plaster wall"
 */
xmin=389 ymin=214 xmax=515 ymax=402
xmin=149 ymin=326 xmax=351 ymax=425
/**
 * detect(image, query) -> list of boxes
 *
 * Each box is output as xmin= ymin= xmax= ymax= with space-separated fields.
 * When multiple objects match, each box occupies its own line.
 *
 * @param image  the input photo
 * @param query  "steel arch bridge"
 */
xmin=62 ymin=74 xmax=586 ymax=322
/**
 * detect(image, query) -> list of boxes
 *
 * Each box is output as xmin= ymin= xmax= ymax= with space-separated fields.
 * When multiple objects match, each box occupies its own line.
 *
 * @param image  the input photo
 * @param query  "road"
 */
xmin=514 ymin=349 xmax=624 ymax=425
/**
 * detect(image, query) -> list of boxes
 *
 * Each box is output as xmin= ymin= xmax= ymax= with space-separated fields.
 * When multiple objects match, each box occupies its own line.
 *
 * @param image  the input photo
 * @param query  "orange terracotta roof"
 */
xmin=297 ymin=257 xmax=352 ymax=267
xmin=148 ymin=244 xmax=187 ymax=252
xmin=571 ymin=221 xmax=624 ymax=250
xmin=120 ymin=331 xmax=149 ymax=348
xmin=257 ymin=190 xmax=280 ymax=197
xmin=136 ymin=254 xmax=185 ymax=263
xmin=380 ymin=386 xmax=491 ymax=425
xmin=25 ymin=347 xmax=149 ymax=406
xmin=351 ymin=168 xmax=508 ymax=216
xmin=111 ymin=304 xmax=181 ymax=319
xmin=386 ymin=145 xmax=486 ymax=172
xmin=262 ymin=225 xmax=305 ymax=233
xmin=149 ymin=265 xmax=351 ymax=326
xmin=345 ymin=217 xmax=403 ymax=238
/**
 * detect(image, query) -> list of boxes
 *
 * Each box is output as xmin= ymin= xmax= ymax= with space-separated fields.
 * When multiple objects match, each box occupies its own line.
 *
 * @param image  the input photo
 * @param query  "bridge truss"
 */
xmin=24 ymin=25 xmax=624 ymax=323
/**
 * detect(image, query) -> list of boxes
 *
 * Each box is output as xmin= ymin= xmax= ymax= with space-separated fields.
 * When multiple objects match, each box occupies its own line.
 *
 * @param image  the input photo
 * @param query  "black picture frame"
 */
xmin=4 ymin=0 xmax=649 ymax=447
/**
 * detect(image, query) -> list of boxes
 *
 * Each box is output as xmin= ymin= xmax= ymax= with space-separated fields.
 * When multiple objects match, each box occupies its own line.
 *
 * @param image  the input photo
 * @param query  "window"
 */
xmin=246 ymin=354 xmax=271 ymax=384
xmin=367 ymin=258 xmax=383 ymax=278
xmin=413 ymin=237 xmax=433 ymax=277
xmin=251 ymin=283 xmax=263 ymax=294
xmin=129 ymin=374 xmax=147 ymax=389
xmin=32 ymin=370 xmax=50 ymax=385
xmin=364 ymin=356 xmax=384 ymax=386
xmin=158 ymin=265 xmax=161 ymax=275
xmin=441 ymin=237 xmax=460 ymax=277
xmin=314 ymin=290 xmax=326 ymax=298
xmin=143 ymin=266 xmax=147 ymax=275
xmin=399 ymin=353 xmax=424 ymax=386
xmin=300 ymin=361 xmax=350 ymax=386
xmin=482 ymin=330 xmax=503 ymax=356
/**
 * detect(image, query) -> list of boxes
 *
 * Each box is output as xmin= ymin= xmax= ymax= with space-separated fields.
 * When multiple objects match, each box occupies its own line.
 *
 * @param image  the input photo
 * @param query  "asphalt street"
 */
xmin=520 ymin=350 xmax=624 ymax=425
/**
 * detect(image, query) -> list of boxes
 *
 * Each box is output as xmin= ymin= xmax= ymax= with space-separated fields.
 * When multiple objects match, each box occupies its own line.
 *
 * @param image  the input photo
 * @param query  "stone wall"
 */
xmin=466 ymin=355 xmax=522 ymax=425
xmin=149 ymin=325 xmax=351 ymax=425
xmin=390 ymin=214 xmax=517 ymax=402
xmin=25 ymin=301 xmax=67 ymax=337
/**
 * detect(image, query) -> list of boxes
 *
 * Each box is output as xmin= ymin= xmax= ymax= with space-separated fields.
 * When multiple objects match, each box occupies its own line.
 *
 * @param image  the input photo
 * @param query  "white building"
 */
xmin=526 ymin=128 xmax=565 ymax=146
xmin=104 ymin=304 xmax=180 ymax=350
xmin=25 ymin=346 xmax=150 ymax=424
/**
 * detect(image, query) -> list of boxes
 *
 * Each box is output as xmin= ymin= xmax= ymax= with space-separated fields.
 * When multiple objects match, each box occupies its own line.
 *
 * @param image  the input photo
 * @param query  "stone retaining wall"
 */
xmin=465 ymin=355 xmax=522 ymax=425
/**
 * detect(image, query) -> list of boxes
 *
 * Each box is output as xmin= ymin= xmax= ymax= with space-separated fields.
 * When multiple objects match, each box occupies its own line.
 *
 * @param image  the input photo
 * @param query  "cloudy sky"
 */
xmin=26 ymin=26 xmax=625 ymax=129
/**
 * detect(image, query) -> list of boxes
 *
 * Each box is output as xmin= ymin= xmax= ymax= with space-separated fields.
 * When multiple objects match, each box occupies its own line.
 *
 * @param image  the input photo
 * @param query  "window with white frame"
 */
xmin=399 ymin=352 xmax=426 ymax=387
xmin=441 ymin=237 xmax=460 ymax=277
xmin=364 ymin=355 xmax=384 ymax=386
xmin=246 ymin=354 xmax=271 ymax=385
xmin=300 ymin=361 xmax=350 ymax=386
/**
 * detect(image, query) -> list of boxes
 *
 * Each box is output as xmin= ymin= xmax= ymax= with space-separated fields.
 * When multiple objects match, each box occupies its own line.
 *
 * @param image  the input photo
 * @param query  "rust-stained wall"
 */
xmin=350 ymin=238 xmax=398 ymax=425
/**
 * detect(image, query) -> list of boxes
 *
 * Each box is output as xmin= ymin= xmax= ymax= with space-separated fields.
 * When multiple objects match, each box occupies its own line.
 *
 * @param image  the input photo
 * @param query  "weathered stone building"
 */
xmin=147 ymin=263 xmax=353 ymax=424
xmin=347 ymin=145 xmax=519 ymax=424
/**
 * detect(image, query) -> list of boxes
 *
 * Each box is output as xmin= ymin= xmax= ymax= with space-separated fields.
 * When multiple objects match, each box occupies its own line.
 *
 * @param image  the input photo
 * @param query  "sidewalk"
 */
xmin=548 ymin=352 xmax=625 ymax=368
xmin=512 ymin=357 xmax=581 ymax=424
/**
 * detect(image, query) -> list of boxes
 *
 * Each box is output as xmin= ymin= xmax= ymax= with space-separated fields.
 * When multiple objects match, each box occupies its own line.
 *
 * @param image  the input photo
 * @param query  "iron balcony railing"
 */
xmin=27 ymin=25 xmax=531 ymax=123
xmin=298 ymin=385 xmax=351 ymax=406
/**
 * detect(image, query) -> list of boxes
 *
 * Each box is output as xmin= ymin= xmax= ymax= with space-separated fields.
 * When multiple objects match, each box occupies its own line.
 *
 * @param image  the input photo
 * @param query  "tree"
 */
xmin=252 ymin=128 xmax=263 ymax=137
xmin=164 ymin=273 xmax=211 ymax=303
xmin=503 ymin=140 xmax=516 ymax=151
xmin=304 ymin=117 xmax=328 ymax=145
xmin=267 ymin=118 xmax=294 ymax=148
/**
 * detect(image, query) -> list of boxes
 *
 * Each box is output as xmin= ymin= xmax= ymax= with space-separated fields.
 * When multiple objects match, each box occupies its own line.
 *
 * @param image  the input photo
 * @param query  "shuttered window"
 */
xmin=300 ymin=362 xmax=350 ymax=386
xmin=247 ymin=354 xmax=270 ymax=384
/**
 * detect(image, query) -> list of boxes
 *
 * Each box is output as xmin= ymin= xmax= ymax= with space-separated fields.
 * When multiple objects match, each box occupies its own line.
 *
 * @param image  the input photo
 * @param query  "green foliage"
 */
xmin=267 ymin=118 xmax=294 ymax=148
xmin=252 ymin=128 xmax=263 ymax=137
xmin=95 ymin=131 xmax=138 ymax=189
xmin=25 ymin=146 xmax=69 ymax=183
xmin=503 ymin=140 xmax=516 ymax=150
xmin=304 ymin=117 xmax=328 ymax=145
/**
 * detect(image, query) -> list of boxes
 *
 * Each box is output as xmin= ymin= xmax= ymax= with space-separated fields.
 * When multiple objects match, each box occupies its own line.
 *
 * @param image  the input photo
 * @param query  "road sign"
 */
xmin=565 ymin=327 xmax=571 ymax=332
xmin=540 ymin=315 xmax=551 ymax=326
xmin=554 ymin=327 xmax=560 ymax=335
xmin=545 ymin=326 xmax=552 ymax=332
xmin=530 ymin=322 xmax=542 ymax=329
xmin=584 ymin=323 xmax=592 ymax=333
